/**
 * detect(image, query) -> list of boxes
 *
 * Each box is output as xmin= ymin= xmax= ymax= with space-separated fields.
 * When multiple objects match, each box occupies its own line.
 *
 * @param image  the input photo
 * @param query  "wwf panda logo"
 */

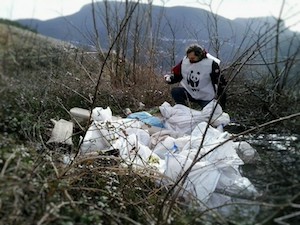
xmin=187 ymin=70 xmax=200 ymax=87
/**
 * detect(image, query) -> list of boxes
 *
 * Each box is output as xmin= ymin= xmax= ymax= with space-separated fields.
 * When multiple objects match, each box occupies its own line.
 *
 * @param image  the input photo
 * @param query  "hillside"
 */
xmin=0 ymin=22 xmax=75 ymax=56
xmin=0 ymin=19 xmax=300 ymax=225
xmin=0 ymin=22 xmax=78 ymax=79
xmin=0 ymin=22 xmax=88 ymax=135
xmin=0 ymin=20 xmax=170 ymax=137
xmin=1 ymin=18 xmax=299 ymax=134
xmin=16 ymin=1 xmax=300 ymax=65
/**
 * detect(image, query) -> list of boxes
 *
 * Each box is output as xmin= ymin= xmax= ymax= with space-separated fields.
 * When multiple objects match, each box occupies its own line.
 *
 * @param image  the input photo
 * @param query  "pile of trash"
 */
xmin=47 ymin=100 xmax=260 ymax=217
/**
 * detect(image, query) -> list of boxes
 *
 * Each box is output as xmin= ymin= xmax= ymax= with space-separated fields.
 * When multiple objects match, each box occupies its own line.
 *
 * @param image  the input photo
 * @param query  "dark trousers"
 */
xmin=171 ymin=87 xmax=211 ymax=108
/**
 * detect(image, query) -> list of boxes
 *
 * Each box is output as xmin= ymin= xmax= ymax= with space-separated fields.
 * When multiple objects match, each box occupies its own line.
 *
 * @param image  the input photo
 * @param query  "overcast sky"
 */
xmin=1 ymin=0 xmax=300 ymax=32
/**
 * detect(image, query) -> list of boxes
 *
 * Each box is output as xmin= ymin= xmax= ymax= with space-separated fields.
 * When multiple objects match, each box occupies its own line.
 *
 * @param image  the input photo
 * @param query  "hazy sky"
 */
xmin=1 ymin=0 xmax=300 ymax=32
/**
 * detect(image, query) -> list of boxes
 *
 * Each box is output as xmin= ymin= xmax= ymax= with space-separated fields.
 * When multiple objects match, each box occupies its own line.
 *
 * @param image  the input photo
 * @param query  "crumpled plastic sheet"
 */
xmin=79 ymin=103 xmax=260 ymax=218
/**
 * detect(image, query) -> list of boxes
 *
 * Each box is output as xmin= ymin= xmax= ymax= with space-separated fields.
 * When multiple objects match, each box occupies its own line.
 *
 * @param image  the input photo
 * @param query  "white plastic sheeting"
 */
xmin=47 ymin=119 xmax=74 ymax=145
xmin=80 ymin=107 xmax=144 ymax=154
xmin=159 ymin=100 xmax=230 ymax=134
xmin=79 ymin=102 xmax=259 ymax=216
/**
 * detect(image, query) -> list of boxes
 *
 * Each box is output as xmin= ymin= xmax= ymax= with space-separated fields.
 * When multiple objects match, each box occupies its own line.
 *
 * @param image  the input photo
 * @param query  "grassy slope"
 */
xmin=0 ymin=23 xmax=165 ymax=225
xmin=0 ymin=22 xmax=74 ymax=52
xmin=0 ymin=21 xmax=300 ymax=225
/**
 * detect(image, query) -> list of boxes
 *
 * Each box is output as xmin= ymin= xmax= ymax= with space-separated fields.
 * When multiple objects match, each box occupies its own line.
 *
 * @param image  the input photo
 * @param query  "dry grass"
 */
xmin=1 ymin=22 xmax=300 ymax=225
xmin=0 ymin=137 xmax=164 ymax=225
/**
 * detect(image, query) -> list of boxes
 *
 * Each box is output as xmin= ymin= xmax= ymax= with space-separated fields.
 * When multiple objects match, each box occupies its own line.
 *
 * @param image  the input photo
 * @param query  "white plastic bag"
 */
xmin=80 ymin=117 xmax=143 ymax=154
xmin=233 ymin=141 xmax=260 ymax=163
xmin=79 ymin=123 xmax=109 ymax=154
xmin=91 ymin=107 xmax=112 ymax=122
xmin=164 ymin=154 xmax=221 ymax=203
xmin=47 ymin=119 xmax=74 ymax=145
xmin=124 ymin=128 xmax=151 ymax=147
xmin=159 ymin=100 xmax=229 ymax=134
xmin=113 ymin=134 xmax=164 ymax=171
xmin=152 ymin=136 xmax=177 ymax=159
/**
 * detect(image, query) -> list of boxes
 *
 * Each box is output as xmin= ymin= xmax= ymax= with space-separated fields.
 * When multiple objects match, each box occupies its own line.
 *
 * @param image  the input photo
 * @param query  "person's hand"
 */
xmin=164 ymin=74 xmax=172 ymax=83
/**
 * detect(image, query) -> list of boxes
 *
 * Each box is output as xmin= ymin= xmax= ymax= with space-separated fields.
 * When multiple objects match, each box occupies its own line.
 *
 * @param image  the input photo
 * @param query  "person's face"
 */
xmin=187 ymin=52 xmax=200 ymax=63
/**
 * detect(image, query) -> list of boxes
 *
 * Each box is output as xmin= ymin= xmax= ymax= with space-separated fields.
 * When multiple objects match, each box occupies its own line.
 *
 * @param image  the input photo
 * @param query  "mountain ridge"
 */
xmin=16 ymin=1 xmax=299 ymax=62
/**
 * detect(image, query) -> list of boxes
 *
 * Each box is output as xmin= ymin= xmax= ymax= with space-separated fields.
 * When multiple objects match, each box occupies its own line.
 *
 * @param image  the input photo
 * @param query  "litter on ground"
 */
xmin=48 ymin=100 xmax=260 ymax=218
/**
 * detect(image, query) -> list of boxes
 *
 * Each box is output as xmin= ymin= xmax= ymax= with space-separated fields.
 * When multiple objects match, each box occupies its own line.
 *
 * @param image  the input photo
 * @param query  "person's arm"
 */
xmin=165 ymin=61 xmax=183 ymax=84
xmin=210 ymin=61 xmax=226 ymax=90
xmin=210 ymin=61 xmax=227 ymax=108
